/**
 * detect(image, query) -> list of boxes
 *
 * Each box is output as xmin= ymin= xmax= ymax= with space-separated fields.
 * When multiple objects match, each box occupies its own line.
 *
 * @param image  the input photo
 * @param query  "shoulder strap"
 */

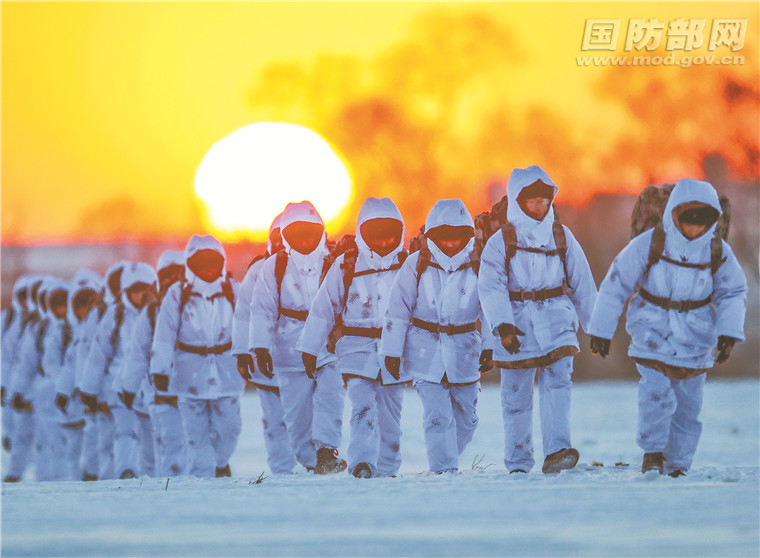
xmin=551 ymin=207 xmax=569 ymax=285
xmin=222 ymin=277 xmax=235 ymax=307
xmin=710 ymin=232 xmax=724 ymax=275
xmin=501 ymin=221 xmax=518 ymax=277
xmin=110 ymin=303 xmax=125 ymax=352
xmin=36 ymin=319 xmax=50 ymax=353
xmin=2 ymin=307 xmax=14 ymax=332
xmin=340 ymin=248 xmax=359 ymax=297
xmin=61 ymin=322 xmax=72 ymax=357
xmin=147 ymin=300 xmax=158 ymax=331
xmin=646 ymin=224 xmax=666 ymax=275
xmin=397 ymin=249 xmax=408 ymax=265
xmin=416 ymin=246 xmax=432 ymax=287
xmin=274 ymin=250 xmax=288 ymax=308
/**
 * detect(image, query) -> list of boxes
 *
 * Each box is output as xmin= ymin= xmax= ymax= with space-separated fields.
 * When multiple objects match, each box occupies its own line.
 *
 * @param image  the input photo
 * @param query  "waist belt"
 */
xmin=411 ymin=317 xmax=478 ymax=335
xmin=279 ymin=307 xmax=309 ymax=321
xmin=154 ymin=394 xmax=179 ymax=407
xmin=509 ymin=286 xmax=565 ymax=302
xmin=175 ymin=341 xmax=232 ymax=356
xmin=636 ymin=286 xmax=712 ymax=312
xmin=342 ymin=326 xmax=382 ymax=339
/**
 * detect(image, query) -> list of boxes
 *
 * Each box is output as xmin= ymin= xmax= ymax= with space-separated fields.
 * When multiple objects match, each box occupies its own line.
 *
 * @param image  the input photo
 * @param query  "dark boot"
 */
xmin=510 ymin=469 xmax=527 ymax=474
xmin=120 ymin=469 xmax=136 ymax=479
xmin=542 ymin=448 xmax=579 ymax=474
xmin=352 ymin=462 xmax=372 ymax=479
xmin=3 ymin=436 xmax=11 ymax=452
xmin=668 ymin=469 xmax=686 ymax=478
xmin=82 ymin=472 xmax=98 ymax=482
xmin=215 ymin=464 xmax=231 ymax=478
xmin=3 ymin=475 xmax=20 ymax=483
xmin=315 ymin=448 xmax=347 ymax=475
xmin=641 ymin=452 xmax=664 ymax=474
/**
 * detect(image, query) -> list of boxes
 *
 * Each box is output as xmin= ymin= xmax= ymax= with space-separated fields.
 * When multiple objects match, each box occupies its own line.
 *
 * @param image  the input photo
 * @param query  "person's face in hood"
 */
xmin=673 ymin=202 xmax=720 ymax=240
xmin=360 ymin=218 xmax=403 ymax=257
xmin=282 ymin=222 xmax=324 ymax=255
xmin=269 ymin=227 xmax=284 ymax=254
xmin=158 ymin=264 xmax=184 ymax=293
xmin=49 ymin=289 xmax=68 ymax=320
xmin=187 ymin=249 xmax=225 ymax=283
xmin=427 ymin=225 xmax=474 ymax=257
xmin=517 ymin=180 xmax=554 ymax=221
xmin=72 ymin=289 xmax=97 ymax=322
xmin=125 ymin=282 xmax=155 ymax=310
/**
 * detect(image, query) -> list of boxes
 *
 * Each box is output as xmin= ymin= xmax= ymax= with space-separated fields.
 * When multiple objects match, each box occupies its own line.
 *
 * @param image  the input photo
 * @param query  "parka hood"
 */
xmin=663 ymin=178 xmax=722 ymax=258
xmin=184 ymin=234 xmax=227 ymax=296
xmin=104 ymin=261 xmax=127 ymax=305
xmin=279 ymin=201 xmax=328 ymax=273
xmin=267 ymin=212 xmax=284 ymax=255
xmin=120 ymin=262 xmax=158 ymax=312
xmin=506 ymin=165 xmax=558 ymax=246
xmin=45 ymin=279 xmax=70 ymax=322
xmin=356 ymin=197 xmax=405 ymax=266
xmin=424 ymin=199 xmax=475 ymax=271
xmin=68 ymin=269 xmax=102 ymax=323
xmin=157 ymin=250 xmax=186 ymax=273
xmin=11 ymin=275 xmax=31 ymax=314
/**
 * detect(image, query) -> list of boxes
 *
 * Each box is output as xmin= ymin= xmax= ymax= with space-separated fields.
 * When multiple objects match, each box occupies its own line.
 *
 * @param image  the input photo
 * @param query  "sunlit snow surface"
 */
xmin=3 ymin=381 xmax=758 ymax=557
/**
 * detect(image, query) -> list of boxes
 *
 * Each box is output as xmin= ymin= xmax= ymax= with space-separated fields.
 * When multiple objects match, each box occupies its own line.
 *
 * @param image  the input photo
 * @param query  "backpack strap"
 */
xmin=2 ymin=307 xmax=14 ymax=333
xmin=645 ymin=223 xmax=666 ymax=276
xmin=501 ymin=222 xmax=518 ymax=277
xmin=221 ymin=277 xmax=235 ymax=307
xmin=710 ymin=232 xmax=724 ymax=275
xmin=274 ymin=250 xmax=288 ymax=310
xmin=416 ymin=246 xmax=433 ymax=287
xmin=61 ymin=322 xmax=72 ymax=358
xmin=339 ymin=247 xmax=359 ymax=302
xmin=551 ymin=208 xmax=569 ymax=286
xmin=147 ymin=300 xmax=158 ymax=332
xmin=36 ymin=318 xmax=50 ymax=353
xmin=110 ymin=303 xmax=125 ymax=353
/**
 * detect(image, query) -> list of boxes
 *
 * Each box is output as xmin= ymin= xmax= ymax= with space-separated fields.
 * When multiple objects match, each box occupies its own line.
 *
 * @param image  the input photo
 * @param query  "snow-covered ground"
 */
xmin=2 ymin=380 xmax=758 ymax=557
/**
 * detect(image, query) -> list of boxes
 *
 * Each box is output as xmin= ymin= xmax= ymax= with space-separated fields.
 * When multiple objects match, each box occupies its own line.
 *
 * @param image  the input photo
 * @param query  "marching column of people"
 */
xmin=1 ymin=173 xmax=748 ymax=482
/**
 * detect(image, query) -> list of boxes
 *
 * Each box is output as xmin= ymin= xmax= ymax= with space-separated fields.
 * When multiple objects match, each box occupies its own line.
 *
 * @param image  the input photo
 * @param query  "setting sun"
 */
xmin=194 ymin=123 xmax=353 ymax=241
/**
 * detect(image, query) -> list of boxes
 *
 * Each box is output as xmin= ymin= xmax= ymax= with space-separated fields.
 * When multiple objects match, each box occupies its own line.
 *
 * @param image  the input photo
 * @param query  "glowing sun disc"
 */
xmin=195 ymin=122 xmax=353 ymax=239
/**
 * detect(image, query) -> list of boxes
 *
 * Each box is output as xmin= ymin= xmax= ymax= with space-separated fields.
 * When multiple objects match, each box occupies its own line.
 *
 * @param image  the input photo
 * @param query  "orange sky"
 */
xmin=2 ymin=1 xmax=757 ymax=244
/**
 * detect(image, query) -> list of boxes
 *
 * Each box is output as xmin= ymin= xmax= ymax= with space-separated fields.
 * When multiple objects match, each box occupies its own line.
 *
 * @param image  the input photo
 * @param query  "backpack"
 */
xmin=631 ymin=184 xmax=729 ymax=275
xmin=412 ymin=196 xmax=569 ymax=285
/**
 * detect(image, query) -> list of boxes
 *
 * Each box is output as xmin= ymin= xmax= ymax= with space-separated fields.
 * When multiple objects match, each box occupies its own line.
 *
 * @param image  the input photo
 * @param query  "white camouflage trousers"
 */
xmin=96 ymin=412 xmax=116 ymax=480
xmin=415 ymin=379 xmax=479 ymax=474
xmin=636 ymin=364 xmax=706 ymax=474
xmin=276 ymin=362 xmax=345 ymax=470
xmin=137 ymin=411 xmax=155 ymax=477
xmin=79 ymin=413 xmax=99 ymax=479
xmin=150 ymin=401 xmax=187 ymax=477
xmin=179 ymin=396 xmax=242 ymax=478
xmin=500 ymin=356 xmax=574 ymax=473
xmin=112 ymin=404 xmax=140 ymax=478
xmin=257 ymin=388 xmax=297 ymax=474
xmin=346 ymin=378 xmax=405 ymax=477
xmin=6 ymin=409 xmax=34 ymax=479
xmin=59 ymin=422 xmax=84 ymax=481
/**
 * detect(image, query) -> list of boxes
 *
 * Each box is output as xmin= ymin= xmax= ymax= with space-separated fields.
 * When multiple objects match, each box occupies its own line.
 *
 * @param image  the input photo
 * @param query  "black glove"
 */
xmin=385 ymin=356 xmax=401 ymax=381
xmin=1 ymin=386 xmax=5 ymax=407
xmin=302 ymin=352 xmax=317 ymax=379
xmin=479 ymin=349 xmax=493 ymax=373
xmin=119 ymin=391 xmax=136 ymax=410
xmin=590 ymin=336 xmax=611 ymax=358
xmin=254 ymin=348 xmax=274 ymax=379
xmin=716 ymin=335 xmax=736 ymax=364
xmin=80 ymin=392 xmax=98 ymax=414
xmin=237 ymin=353 xmax=255 ymax=381
xmin=2 ymin=436 xmax=10 ymax=452
xmin=11 ymin=393 xmax=30 ymax=412
xmin=152 ymin=373 xmax=169 ymax=392
xmin=498 ymin=323 xmax=525 ymax=354
xmin=55 ymin=393 xmax=69 ymax=414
